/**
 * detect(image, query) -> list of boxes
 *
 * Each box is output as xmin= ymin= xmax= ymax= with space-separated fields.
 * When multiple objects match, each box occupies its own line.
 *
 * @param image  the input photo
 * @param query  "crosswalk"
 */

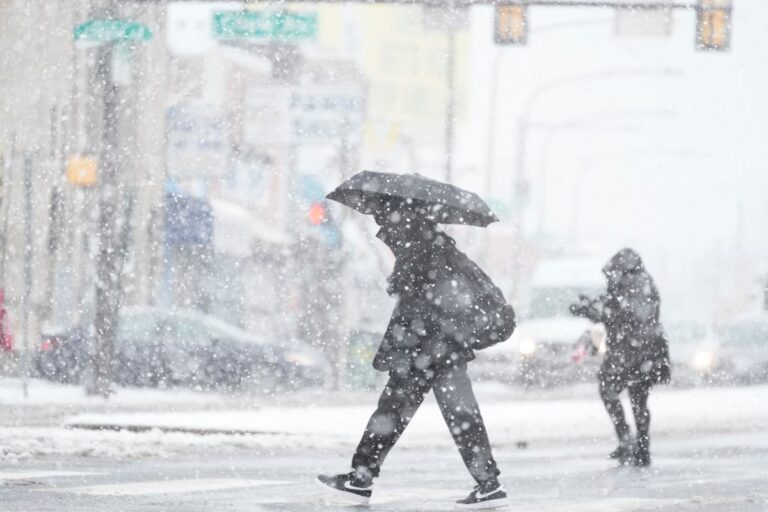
xmin=0 ymin=470 xmax=97 ymax=488
xmin=3 ymin=470 xmax=766 ymax=511
xmin=1 ymin=471 xmax=96 ymax=481
xmin=0 ymin=471 xmax=289 ymax=497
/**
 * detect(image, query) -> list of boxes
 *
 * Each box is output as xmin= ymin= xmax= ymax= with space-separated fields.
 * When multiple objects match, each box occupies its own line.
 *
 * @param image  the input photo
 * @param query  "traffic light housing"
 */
xmin=494 ymin=3 xmax=527 ymax=45
xmin=308 ymin=202 xmax=327 ymax=225
xmin=307 ymin=201 xmax=340 ymax=247
xmin=696 ymin=0 xmax=731 ymax=51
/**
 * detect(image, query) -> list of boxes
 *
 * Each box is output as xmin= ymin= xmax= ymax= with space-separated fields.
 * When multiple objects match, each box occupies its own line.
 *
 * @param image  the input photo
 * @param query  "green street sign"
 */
xmin=74 ymin=19 xmax=153 ymax=43
xmin=213 ymin=11 xmax=317 ymax=41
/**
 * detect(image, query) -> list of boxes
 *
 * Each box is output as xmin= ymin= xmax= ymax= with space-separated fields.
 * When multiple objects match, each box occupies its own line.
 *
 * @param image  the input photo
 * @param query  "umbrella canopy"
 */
xmin=326 ymin=171 xmax=498 ymax=227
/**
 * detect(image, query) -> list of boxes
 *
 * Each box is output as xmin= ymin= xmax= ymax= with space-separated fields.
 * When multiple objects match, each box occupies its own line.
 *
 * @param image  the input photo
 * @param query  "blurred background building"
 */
xmin=1 ymin=0 xmax=766 ymax=386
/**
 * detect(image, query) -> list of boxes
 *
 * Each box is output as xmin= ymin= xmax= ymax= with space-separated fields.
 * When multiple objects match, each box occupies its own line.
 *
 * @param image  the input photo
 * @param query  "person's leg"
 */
xmin=598 ymin=369 xmax=631 ymax=443
xmin=432 ymin=363 xmax=500 ymax=485
xmin=629 ymin=382 xmax=651 ymax=465
xmin=350 ymin=370 xmax=431 ymax=481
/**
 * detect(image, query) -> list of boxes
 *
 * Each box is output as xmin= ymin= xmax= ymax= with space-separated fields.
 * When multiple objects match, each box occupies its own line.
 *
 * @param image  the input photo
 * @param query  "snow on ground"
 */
xmin=0 ymin=426 xmax=292 ymax=463
xmin=1 ymin=382 xmax=763 ymax=463
xmin=64 ymin=385 xmax=768 ymax=445
xmin=0 ymin=378 xmax=229 ymax=409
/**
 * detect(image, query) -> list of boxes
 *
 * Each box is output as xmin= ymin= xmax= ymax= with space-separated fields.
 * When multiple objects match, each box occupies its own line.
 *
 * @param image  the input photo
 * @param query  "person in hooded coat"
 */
xmin=570 ymin=248 xmax=670 ymax=467
xmin=318 ymin=203 xmax=514 ymax=510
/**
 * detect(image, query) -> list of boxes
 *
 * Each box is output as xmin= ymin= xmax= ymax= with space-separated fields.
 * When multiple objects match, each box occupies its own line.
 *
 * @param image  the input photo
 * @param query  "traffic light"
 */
xmin=308 ymin=202 xmax=327 ymax=225
xmin=696 ymin=0 xmax=731 ymax=51
xmin=494 ymin=3 xmax=527 ymax=46
xmin=307 ymin=201 xmax=340 ymax=247
xmin=66 ymin=155 xmax=98 ymax=187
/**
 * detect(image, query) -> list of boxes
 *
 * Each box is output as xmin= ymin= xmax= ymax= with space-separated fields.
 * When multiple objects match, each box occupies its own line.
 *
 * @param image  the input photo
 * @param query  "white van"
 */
xmin=474 ymin=257 xmax=607 ymax=387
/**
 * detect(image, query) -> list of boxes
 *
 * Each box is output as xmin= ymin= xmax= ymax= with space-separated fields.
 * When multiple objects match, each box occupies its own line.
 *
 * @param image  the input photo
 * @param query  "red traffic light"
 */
xmin=308 ymin=203 xmax=327 ymax=225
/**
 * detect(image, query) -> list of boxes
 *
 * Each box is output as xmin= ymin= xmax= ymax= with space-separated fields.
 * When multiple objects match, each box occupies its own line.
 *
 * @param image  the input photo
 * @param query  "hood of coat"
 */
xmin=383 ymin=229 xmax=456 ymax=297
xmin=375 ymin=213 xmax=439 ymax=257
xmin=603 ymin=248 xmax=644 ymax=283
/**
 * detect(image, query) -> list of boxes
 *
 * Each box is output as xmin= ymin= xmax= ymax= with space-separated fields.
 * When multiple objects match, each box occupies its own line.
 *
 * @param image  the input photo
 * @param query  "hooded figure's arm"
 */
xmin=570 ymin=294 xmax=609 ymax=324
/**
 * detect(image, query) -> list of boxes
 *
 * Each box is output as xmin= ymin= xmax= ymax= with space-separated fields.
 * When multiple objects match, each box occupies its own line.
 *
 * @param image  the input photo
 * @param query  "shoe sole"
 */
xmin=315 ymin=477 xmax=371 ymax=505
xmin=455 ymin=497 xmax=510 ymax=510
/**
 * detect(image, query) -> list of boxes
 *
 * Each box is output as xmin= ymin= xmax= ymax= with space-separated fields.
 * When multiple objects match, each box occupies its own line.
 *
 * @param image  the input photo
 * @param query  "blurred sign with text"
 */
xmin=289 ymin=88 xmax=366 ymax=142
xmin=213 ymin=11 xmax=317 ymax=41
xmin=167 ymin=102 xmax=227 ymax=181
xmin=614 ymin=8 xmax=673 ymax=38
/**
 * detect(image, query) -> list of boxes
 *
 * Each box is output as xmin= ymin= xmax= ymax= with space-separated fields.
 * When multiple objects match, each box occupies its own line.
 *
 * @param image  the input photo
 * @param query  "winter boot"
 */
xmin=609 ymin=438 xmax=636 ymax=465
xmin=455 ymin=478 xmax=509 ymax=510
xmin=316 ymin=471 xmax=373 ymax=505
xmin=632 ymin=438 xmax=651 ymax=467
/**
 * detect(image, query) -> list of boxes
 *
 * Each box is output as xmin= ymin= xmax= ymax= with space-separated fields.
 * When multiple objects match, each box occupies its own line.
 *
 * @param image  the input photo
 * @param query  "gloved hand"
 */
xmin=569 ymin=295 xmax=595 ymax=318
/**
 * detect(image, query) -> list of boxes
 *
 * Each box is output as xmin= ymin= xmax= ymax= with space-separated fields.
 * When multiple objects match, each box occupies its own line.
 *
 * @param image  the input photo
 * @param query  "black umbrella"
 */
xmin=326 ymin=170 xmax=498 ymax=227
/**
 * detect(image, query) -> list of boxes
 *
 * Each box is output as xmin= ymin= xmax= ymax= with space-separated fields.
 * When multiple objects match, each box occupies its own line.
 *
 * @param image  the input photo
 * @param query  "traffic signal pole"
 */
xmin=74 ymin=2 xmax=152 ymax=397
xmin=88 ymin=39 xmax=121 ymax=397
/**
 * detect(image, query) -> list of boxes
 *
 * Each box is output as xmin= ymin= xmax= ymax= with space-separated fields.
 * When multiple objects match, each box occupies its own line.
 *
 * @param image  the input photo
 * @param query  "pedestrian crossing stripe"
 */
xmin=0 ymin=471 xmax=97 ymax=481
xmin=43 ymin=478 xmax=289 ymax=496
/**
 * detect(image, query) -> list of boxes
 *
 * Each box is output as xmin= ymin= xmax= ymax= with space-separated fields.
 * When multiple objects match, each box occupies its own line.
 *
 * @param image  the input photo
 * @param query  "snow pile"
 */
xmin=0 ymin=378 xmax=226 ymax=409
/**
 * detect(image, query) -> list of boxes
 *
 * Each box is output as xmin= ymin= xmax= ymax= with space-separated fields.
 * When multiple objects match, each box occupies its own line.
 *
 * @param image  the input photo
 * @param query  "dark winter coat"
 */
xmin=574 ymin=248 xmax=670 ymax=385
xmin=372 ymin=229 xmax=491 ymax=376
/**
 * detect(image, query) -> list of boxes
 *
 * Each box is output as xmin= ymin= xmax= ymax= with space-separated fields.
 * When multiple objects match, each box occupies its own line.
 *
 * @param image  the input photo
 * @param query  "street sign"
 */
xmin=166 ymin=102 xmax=227 ymax=181
xmin=74 ymin=19 xmax=153 ymax=43
xmin=289 ymin=87 xmax=366 ymax=142
xmin=615 ymin=7 xmax=673 ymax=38
xmin=212 ymin=11 xmax=317 ymax=40
xmin=422 ymin=5 xmax=469 ymax=31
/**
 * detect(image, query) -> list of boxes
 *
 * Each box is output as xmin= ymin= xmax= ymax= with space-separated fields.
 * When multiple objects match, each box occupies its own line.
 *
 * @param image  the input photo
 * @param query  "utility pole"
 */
xmin=0 ymin=157 xmax=5 ymax=282
xmin=88 ymin=33 xmax=121 ymax=397
xmin=21 ymin=155 xmax=33 ymax=397
xmin=75 ymin=4 xmax=152 ymax=397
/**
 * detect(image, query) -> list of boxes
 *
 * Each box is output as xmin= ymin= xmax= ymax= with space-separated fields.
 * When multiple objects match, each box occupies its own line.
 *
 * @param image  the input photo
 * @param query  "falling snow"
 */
xmin=1 ymin=0 xmax=767 ymax=511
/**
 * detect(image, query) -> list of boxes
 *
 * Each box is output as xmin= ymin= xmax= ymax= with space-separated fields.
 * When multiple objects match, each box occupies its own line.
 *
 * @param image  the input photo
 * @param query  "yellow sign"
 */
xmin=66 ymin=156 xmax=98 ymax=187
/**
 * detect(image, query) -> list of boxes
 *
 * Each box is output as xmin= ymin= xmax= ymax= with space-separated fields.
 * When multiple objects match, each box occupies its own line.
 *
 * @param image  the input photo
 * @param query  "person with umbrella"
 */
xmin=569 ymin=248 xmax=671 ymax=467
xmin=317 ymin=171 xmax=515 ymax=509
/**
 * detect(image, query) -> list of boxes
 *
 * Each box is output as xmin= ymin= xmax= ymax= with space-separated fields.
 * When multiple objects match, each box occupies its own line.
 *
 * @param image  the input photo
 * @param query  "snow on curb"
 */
xmin=0 ymin=425 xmax=309 ymax=463
xmin=51 ymin=385 xmax=768 ymax=460
xmin=1 ymin=385 xmax=764 ymax=462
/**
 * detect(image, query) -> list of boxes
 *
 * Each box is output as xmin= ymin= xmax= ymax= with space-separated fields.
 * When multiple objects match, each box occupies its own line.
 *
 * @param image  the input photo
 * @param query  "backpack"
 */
xmin=650 ymin=331 xmax=672 ymax=385
xmin=433 ymin=247 xmax=516 ymax=351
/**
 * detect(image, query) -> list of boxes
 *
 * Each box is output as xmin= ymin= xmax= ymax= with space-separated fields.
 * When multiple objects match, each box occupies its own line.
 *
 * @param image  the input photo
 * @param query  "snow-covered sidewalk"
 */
xmin=2 ymin=380 xmax=765 ymax=462
xmin=63 ymin=385 xmax=767 ymax=451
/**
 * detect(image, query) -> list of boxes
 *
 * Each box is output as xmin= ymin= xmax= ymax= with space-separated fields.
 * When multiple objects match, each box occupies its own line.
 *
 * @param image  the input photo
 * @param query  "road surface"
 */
xmin=2 ymin=429 xmax=767 ymax=511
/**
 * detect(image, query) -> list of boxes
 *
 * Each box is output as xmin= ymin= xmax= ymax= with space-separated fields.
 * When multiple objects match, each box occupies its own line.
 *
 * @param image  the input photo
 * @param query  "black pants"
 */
xmin=599 ymin=368 xmax=651 ymax=453
xmin=351 ymin=363 xmax=500 ymax=484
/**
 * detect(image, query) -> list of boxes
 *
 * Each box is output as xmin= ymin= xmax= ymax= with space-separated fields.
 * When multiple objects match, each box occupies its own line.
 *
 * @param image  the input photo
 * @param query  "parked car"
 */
xmin=35 ymin=307 xmax=328 ymax=391
xmin=670 ymin=318 xmax=768 ymax=385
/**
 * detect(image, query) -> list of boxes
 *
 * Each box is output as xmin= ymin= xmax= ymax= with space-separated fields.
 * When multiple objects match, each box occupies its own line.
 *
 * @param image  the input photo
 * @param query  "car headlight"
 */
xmin=693 ymin=350 xmax=714 ymax=371
xmin=285 ymin=352 xmax=315 ymax=367
xmin=518 ymin=338 xmax=537 ymax=356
